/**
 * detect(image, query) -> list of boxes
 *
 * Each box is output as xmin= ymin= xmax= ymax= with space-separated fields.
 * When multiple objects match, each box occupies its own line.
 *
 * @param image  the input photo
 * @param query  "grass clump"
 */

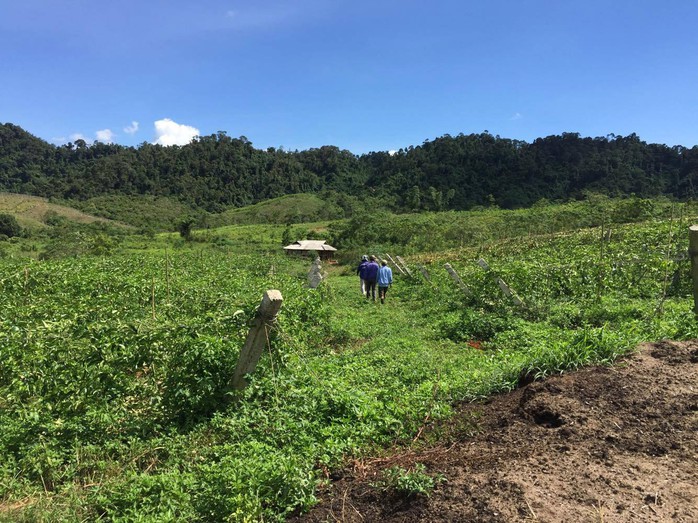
xmin=375 ymin=464 xmax=446 ymax=498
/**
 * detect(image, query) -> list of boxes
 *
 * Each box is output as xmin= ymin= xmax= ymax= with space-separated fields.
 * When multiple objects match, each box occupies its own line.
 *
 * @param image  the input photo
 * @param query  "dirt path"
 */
xmin=294 ymin=340 xmax=698 ymax=522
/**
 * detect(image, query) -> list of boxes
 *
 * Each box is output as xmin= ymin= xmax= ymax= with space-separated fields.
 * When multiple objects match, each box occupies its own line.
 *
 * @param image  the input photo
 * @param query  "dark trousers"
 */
xmin=365 ymin=280 xmax=377 ymax=300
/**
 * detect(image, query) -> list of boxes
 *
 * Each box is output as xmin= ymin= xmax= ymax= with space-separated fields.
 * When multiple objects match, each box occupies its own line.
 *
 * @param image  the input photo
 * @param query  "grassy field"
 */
xmin=0 ymin=193 xmax=116 ymax=229
xmin=209 ymin=194 xmax=330 ymax=226
xmin=67 ymin=193 xmax=343 ymax=231
xmin=70 ymin=195 xmax=192 ymax=231
xmin=1 ymin=199 xmax=697 ymax=521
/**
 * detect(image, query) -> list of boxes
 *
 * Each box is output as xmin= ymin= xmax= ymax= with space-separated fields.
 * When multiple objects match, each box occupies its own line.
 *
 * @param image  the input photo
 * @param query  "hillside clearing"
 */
xmin=0 ymin=192 xmax=119 ymax=228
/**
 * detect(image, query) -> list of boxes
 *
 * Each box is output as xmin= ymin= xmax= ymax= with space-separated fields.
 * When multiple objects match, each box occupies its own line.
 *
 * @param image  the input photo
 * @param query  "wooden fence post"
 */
xmin=688 ymin=226 xmax=698 ymax=315
xmin=477 ymin=258 xmax=524 ymax=307
xmin=444 ymin=263 xmax=471 ymax=295
xmin=230 ymin=290 xmax=284 ymax=391
xmin=396 ymin=256 xmax=413 ymax=277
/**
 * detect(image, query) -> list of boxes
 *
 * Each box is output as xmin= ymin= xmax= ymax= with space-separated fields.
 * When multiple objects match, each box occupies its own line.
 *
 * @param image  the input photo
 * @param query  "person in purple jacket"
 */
xmin=363 ymin=255 xmax=380 ymax=301
xmin=356 ymin=255 xmax=369 ymax=295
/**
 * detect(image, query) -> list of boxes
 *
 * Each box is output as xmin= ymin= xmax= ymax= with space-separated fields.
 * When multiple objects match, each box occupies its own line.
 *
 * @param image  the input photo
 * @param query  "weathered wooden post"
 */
xmin=477 ymin=258 xmax=523 ymax=307
xmin=230 ymin=290 xmax=284 ymax=391
xmin=396 ymin=256 xmax=413 ymax=277
xmin=688 ymin=226 xmax=698 ymax=314
xmin=444 ymin=263 xmax=471 ymax=295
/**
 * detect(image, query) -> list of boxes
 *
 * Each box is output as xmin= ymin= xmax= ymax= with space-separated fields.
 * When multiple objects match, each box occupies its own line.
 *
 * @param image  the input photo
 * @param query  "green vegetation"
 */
xmin=0 ymin=192 xmax=114 ymax=230
xmin=375 ymin=464 xmax=445 ymax=498
xmin=3 ymin=122 xmax=698 ymax=216
xmin=0 ymin=198 xmax=696 ymax=521
xmin=209 ymin=194 xmax=330 ymax=226
xmin=0 ymin=213 xmax=21 ymax=238
xmin=70 ymin=195 xmax=193 ymax=231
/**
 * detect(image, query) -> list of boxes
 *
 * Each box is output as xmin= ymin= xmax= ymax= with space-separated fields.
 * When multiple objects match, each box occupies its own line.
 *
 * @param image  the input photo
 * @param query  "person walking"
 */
xmin=377 ymin=259 xmax=393 ymax=304
xmin=356 ymin=255 xmax=369 ymax=295
xmin=363 ymin=255 xmax=380 ymax=301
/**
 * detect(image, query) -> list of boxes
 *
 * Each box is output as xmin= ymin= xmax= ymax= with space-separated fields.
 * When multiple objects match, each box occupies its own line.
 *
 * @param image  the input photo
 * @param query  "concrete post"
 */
xmin=477 ymin=258 xmax=523 ymax=307
xmin=444 ymin=263 xmax=471 ymax=295
xmin=230 ymin=290 xmax=283 ymax=390
xmin=396 ymin=256 xmax=413 ymax=277
xmin=308 ymin=257 xmax=323 ymax=288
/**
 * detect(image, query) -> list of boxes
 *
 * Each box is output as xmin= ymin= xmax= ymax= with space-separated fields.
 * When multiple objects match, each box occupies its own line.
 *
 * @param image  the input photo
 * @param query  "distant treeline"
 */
xmin=2 ymin=122 xmax=698 ymax=212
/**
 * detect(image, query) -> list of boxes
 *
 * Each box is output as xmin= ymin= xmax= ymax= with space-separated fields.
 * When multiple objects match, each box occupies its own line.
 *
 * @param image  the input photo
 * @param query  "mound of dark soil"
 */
xmin=294 ymin=340 xmax=698 ymax=522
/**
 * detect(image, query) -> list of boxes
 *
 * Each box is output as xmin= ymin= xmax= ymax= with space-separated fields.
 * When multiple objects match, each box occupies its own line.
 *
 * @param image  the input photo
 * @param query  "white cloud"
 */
xmin=153 ymin=118 xmax=200 ymax=146
xmin=511 ymin=112 xmax=523 ymax=120
xmin=388 ymin=150 xmax=398 ymax=156
xmin=123 ymin=121 xmax=139 ymax=135
xmin=96 ymin=129 xmax=115 ymax=143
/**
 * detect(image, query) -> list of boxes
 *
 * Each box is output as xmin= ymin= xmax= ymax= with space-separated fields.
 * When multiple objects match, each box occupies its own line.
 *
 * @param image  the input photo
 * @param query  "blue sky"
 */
xmin=1 ymin=0 xmax=697 ymax=154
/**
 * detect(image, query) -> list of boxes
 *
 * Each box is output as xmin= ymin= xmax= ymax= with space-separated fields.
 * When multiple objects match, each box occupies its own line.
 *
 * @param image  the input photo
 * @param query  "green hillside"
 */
xmin=0 ymin=192 xmax=118 ymax=229
xmin=209 ymin=193 xmax=332 ymax=226
xmin=67 ymin=193 xmax=352 ymax=230
xmin=70 ymin=194 xmax=193 ymax=231
xmin=3 ymin=122 xmax=698 ymax=215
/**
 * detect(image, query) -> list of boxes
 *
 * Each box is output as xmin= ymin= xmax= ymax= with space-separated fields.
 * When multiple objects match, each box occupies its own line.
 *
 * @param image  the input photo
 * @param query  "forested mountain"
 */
xmin=2 ymin=122 xmax=698 ymax=213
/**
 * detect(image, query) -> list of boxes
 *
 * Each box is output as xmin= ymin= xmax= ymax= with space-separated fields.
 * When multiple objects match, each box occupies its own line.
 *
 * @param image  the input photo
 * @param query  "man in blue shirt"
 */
xmin=377 ymin=259 xmax=393 ymax=304
xmin=363 ymin=255 xmax=380 ymax=301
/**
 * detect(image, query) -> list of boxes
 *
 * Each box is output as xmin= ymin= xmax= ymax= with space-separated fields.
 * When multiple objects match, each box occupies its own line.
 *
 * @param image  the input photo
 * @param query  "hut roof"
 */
xmin=283 ymin=240 xmax=337 ymax=252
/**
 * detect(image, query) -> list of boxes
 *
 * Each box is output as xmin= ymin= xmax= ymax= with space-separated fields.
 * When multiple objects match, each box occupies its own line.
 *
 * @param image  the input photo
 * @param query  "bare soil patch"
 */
xmin=294 ymin=340 xmax=698 ymax=522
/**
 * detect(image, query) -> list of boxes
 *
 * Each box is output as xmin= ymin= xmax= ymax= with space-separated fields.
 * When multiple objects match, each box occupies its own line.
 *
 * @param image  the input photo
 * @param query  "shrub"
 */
xmin=0 ymin=213 xmax=21 ymax=238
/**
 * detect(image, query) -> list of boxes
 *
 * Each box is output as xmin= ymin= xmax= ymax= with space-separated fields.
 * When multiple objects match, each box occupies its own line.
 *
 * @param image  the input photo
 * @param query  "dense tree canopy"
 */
xmin=1 ymin=123 xmax=697 ymax=213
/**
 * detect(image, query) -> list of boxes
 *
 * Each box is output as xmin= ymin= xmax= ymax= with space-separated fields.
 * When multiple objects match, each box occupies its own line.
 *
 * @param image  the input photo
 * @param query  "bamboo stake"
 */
xmin=597 ymin=220 xmax=606 ymax=302
xmin=151 ymin=277 xmax=156 ymax=319
xmin=165 ymin=250 xmax=171 ymax=303
xmin=657 ymin=204 xmax=676 ymax=314
xmin=23 ymin=267 xmax=29 ymax=305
